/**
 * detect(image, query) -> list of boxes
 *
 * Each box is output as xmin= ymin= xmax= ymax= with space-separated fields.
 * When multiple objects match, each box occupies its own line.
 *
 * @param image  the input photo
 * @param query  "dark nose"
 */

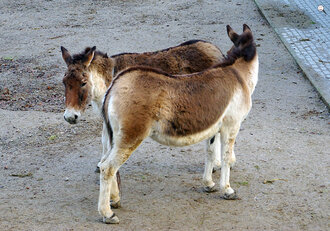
xmin=64 ymin=115 xmax=77 ymax=124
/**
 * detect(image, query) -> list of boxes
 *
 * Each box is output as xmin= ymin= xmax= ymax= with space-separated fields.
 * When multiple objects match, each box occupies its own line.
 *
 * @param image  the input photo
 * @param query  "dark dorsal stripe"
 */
xmin=113 ymin=66 xmax=174 ymax=84
xmin=71 ymin=48 xmax=108 ymax=64
xmin=110 ymin=40 xmax=206 ymax=59
xmin=214 ymin=32 xmax=256 ymax=68
xmin=179 ymin=39 xmax=205 ymax=46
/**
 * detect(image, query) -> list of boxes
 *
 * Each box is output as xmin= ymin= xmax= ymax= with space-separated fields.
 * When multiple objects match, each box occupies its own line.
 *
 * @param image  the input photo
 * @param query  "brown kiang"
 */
xmin=61 ymin=40 xmax=224 ymax=124
xmin=99 ymin=24 xmax=259 ymax=224
xmin=60 ymin=39 xmax=226 ymax=211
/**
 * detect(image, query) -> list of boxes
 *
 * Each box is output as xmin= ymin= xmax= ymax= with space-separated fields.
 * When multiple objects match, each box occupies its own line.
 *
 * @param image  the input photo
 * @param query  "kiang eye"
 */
xmin=81 ymin=82 xmax=87 ymax=87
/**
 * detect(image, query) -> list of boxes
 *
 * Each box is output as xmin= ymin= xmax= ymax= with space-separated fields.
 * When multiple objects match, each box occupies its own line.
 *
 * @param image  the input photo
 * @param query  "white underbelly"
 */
xmin=150 ymin=122 xmax=221 ymax=147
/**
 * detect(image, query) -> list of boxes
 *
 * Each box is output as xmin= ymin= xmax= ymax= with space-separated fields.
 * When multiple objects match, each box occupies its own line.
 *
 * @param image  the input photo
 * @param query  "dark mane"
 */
xmin=110 ymin=40 xmax=207 ymax=58
xmin=110 ymin=52 xmax=137 ymax=58
xmin=214 ymin=32 xmax=256 ymax=68
xmin=72 ymin=47 xmax=108 ymax=64
xmin=179 ymin=39 xmax=205 ymax=46
xmin=116 ymin=66 xmax=173 ymax=78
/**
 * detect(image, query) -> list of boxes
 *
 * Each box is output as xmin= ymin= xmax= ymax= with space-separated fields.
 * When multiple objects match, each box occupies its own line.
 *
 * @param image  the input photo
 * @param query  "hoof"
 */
xmin=95 ymin=166 xmax=100 ymax=173
xmin=222 ymin=192 xmax=240 ymax=200
xmin=203 ymin=185 xmax=218 ymax=193
xmin=111 ymin=200 xmax=121 ymax=209
xmin=103 ymin=213 xmax=119 ymax=224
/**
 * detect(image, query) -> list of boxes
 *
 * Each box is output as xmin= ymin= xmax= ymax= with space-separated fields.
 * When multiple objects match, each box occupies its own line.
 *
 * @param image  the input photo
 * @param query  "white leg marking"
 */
xmin=212 ymin=133 xmax=221 ymax=169
xmin=98 ymin=173 xmax=113 ymax=218
xmin=203 ymin=138 xmax=216 ymax=189
xmin=98 ymin=148 xmax=120 ymax=220
xmin=110 ymin=176 xmax=120 ymax=204
xmin=229 ymin=150 xmax=236 ymax=168
xmin=219 ymin=124 xmax=240 ymax=198
xmin=99 ymin=123 xmax=111 ymax=167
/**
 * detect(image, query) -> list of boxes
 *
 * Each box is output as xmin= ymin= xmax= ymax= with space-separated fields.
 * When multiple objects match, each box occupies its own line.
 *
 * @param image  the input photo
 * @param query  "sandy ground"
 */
xmin=0 ymin=0 xmax=329 ymax=230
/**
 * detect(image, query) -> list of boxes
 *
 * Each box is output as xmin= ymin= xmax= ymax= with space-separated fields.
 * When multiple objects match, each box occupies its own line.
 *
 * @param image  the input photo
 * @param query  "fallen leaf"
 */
xmin=3 ymin=88 xmax=10 ymax=95
xmin=10 ymin=172 xmax=33 ymax=178
xmin=48 ymin=135 xmax=57 ymax=140
xmin=235 ymin=181 xmax=249 ymax=186
xmin=263 ymin=178 xmax=288 ymax=184
xmin=48 ymin=35 xmax=66 ymax=40
xmin=3 ymin=57 xmax=14 ymax=61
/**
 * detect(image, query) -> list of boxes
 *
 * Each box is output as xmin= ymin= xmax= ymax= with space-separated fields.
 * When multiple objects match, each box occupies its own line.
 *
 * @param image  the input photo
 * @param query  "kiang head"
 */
xmin=226 ymin=24 xmax=256 ymax=62
xmin=61 ymin=46 xmax=96 ymax=124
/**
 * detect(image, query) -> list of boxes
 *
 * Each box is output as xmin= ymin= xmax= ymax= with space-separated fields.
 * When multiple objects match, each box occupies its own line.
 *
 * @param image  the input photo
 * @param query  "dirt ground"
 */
xmin=0 ymin=0 xmax=329 ymax=230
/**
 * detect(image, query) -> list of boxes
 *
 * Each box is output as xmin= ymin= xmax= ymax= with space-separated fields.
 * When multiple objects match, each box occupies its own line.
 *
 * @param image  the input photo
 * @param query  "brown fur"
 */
xmin=62 ymin=65 xmax=91 ymax=110
xmin=98 ymin=25 xmax=258 ymax=221
xmin=62 ymin=40 xmax=224 ymax=113
xmin=103 ymin=25 xmax=256 ymax=144
xmin=112 ymin=40 xmax=223 ymax=76
xmin=108 ymin=62 xmax=247 ymax=141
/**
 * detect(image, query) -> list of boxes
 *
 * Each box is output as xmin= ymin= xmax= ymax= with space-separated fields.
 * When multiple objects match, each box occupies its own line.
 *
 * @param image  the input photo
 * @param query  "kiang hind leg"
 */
xmin=98 ymin=120 xmax=149 ymax=224
xmin=98 ymin=146 xmax=121 ymax=224
xmin=219 ymin=122 xmax=241 ymax=200
xmin=98 ymin=144 xmax=137 ymax=224
xmin=96 ymin=124 xmax=121 ymax=208
xmin=208 ymin=132 xmax=235 ymax=172
xmin=110 ymin=172 xmax=121 ymax=209
xmin=212 ymin=132 xmax=222 ymax=170
xmin=96 ymin=123 xmax=111 ymax=172
xmin=203 ymin=135 xmax=219 ymax=192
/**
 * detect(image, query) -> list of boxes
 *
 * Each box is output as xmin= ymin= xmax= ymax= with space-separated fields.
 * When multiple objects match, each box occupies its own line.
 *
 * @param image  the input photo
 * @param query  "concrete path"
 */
xmin=255 ymin=0 xmax=330 ymax=108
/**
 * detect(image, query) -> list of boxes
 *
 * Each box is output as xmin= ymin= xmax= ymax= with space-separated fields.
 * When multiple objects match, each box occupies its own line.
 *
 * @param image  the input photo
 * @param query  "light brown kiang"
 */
xmin=60 ymin=39 xmax=226 ymax=208
xmin=99 ymin=24 xmax=259 ymax=224
xmin=61 ymin=40 xmax=223 ymax=124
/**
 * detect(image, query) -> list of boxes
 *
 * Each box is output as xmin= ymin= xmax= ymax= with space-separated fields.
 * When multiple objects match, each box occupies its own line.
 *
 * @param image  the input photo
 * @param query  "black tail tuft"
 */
xmin=102 ymin=90 xmax=113 ymax=147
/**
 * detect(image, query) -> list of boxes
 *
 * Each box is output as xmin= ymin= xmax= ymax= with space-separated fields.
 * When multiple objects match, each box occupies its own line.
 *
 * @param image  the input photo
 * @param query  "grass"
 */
xmin=3 ymin=57 xmax=14 ymax=61
xmin=48 ymin=135 xmax=57 ymax=140
xmin=235 ymin=181 xmax=249 ymax=186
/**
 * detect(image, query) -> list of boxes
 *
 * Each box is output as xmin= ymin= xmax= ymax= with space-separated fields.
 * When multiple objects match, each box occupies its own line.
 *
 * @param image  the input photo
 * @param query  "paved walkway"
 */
xmin=254 ymin=0 xmax=330 ymax=107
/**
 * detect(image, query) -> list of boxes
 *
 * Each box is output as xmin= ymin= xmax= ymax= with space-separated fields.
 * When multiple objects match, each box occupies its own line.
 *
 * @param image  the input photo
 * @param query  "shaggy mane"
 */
xmin=110 ymin=40 xmax=207 ymax=58
xmin=72 ymin=47 xmax=108 ymax=64
xmin=214 ymin=32 xmax=256 ymax=68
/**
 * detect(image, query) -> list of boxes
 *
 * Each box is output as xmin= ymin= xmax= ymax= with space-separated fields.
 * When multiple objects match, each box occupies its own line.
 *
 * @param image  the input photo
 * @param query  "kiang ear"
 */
xmin=83 ymin=46 xmax=96 ymax=67
xmin=226 ymin=25 xmax=239 ymax=44
xmin=61 ymin=46 xmax=73 ymax=66
xmin=243 ymin=24 xmax=252 ymax=33
xmin=84 ymin=47 xmax=91 ymax=54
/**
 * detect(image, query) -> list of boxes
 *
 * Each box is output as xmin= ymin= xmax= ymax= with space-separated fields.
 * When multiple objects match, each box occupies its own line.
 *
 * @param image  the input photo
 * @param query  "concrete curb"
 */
xmin=254 ymin=0 xmax=330 ymax=108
